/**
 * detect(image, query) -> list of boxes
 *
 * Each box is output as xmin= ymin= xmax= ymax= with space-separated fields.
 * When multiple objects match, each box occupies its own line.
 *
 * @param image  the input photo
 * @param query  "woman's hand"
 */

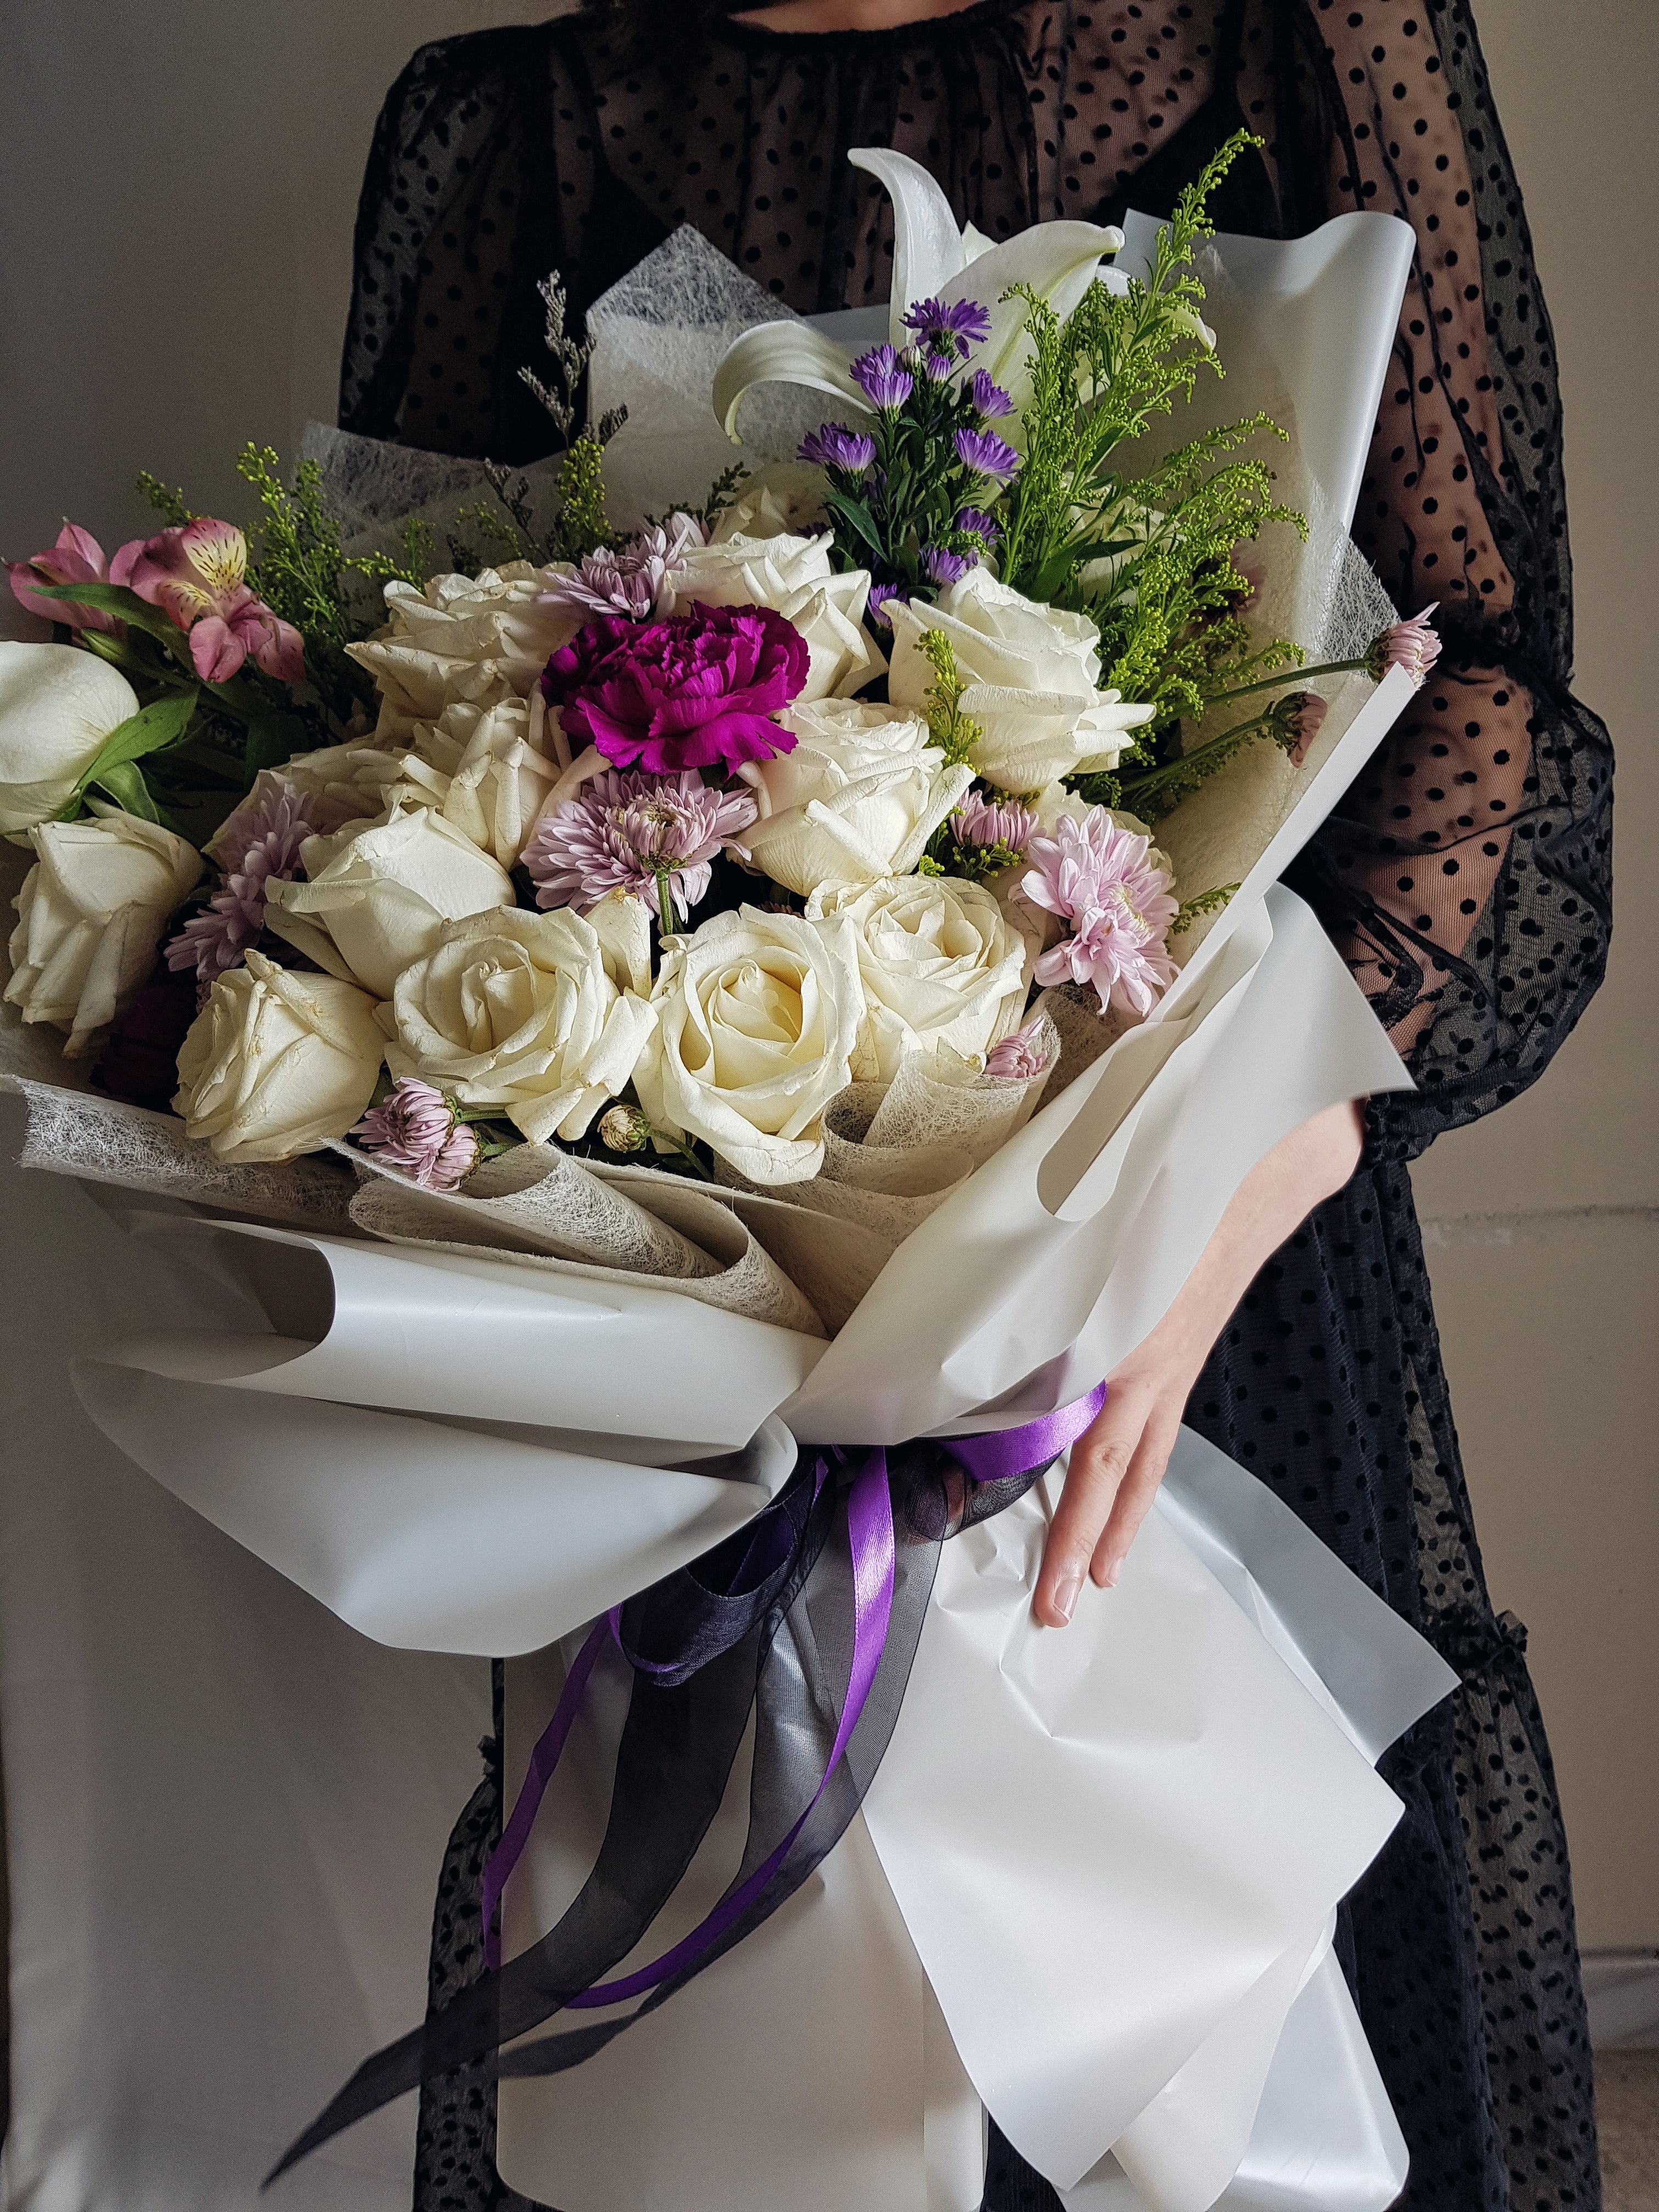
xmin=1032 ymin=1098 xmax=1367 ymax=1626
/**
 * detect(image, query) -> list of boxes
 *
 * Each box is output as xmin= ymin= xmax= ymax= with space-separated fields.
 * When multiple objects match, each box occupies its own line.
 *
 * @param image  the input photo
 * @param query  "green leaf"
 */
xmin=26 ymin=579 xmax=185 ymax=650
xmin=242 ymin=711 xmax=309 ymax=783
xmin=68 ymin=690 xmax=199 ymax=815
xmin=89 ymin=760 xmax=165 ymax=823
xmin=822 ymin=489 xmax=884 ymax=562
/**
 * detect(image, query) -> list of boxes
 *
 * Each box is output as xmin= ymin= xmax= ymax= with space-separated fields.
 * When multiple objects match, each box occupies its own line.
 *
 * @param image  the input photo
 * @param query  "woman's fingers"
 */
xmin=1033 ymin=1386 xmax=1151 ymax=1626
xmin=1089 ymin=1396 xmax=1184 ymax=1589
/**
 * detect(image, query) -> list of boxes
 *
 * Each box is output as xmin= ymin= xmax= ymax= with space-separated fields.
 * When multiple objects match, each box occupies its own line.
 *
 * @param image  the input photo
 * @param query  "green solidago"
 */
xmin=913 ymin=628 xmax=983 ymax=769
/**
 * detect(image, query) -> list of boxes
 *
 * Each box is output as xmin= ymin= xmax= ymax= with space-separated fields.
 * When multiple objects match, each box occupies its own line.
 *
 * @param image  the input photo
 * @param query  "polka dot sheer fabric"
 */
xmin=343 ymin=5 xmax=1612 ymax=2207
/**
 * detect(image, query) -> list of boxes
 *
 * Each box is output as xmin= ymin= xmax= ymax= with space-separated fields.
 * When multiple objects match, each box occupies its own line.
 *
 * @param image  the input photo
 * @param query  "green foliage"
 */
xmin=913 ymin=629 xmax=983 ymax=769
xmin=1116 ymin=706 xmax=1282 ymax=824
xmin=1170 ymin=882 xmax=1239 ymax=935
xmin=136 ymin=471 xmax=194 ymax=527
xmin=554 ymin=434 xmax=612 ymax=561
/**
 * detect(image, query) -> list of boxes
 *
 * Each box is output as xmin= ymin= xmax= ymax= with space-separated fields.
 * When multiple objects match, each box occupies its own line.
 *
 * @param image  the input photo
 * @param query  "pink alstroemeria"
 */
xmin=125 ymin=518 xmax=305 ymax=686
xmin=7 ymin=523 xmax=144 ymax=634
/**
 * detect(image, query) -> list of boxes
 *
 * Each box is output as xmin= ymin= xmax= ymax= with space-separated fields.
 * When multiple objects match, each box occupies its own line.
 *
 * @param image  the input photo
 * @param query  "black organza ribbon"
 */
xmin=266 ymin=1390 xmax=1105 ymax=2188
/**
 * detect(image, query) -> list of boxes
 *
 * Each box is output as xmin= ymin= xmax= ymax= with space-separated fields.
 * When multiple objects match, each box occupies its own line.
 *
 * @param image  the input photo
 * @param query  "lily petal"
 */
xmin=941 ymin=220 xmax=1125 ymax=403
xmin=847 ymin=148 xmax=971 ymax=347
xmin=713 ymin=322 xmax=873 ymax=444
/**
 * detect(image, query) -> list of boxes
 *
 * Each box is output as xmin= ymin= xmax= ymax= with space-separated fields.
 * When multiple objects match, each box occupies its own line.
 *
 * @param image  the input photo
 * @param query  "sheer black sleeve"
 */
xmin=338 ymin=26 xmax=592 ymax=463
xmin=1266 ymin=0 xmax=1614 ymax=1161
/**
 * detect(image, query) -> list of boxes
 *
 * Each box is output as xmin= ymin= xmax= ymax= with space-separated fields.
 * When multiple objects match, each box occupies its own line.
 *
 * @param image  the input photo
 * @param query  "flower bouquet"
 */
xmin=2 ymin=138 xmax=1455 ymax=2212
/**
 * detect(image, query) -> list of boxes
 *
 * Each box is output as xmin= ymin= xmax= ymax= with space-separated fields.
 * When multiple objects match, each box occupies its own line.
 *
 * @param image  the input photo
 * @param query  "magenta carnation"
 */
xmin=542 ymin=602 xmax=808 ymax=775
xmin=525 ymin=766 xmax=757 ymax=924
xmin=1021 ymin=809 xmax=1180 ymax=1018
xmin=351 ymin=1079 xmax=478 ymax=1191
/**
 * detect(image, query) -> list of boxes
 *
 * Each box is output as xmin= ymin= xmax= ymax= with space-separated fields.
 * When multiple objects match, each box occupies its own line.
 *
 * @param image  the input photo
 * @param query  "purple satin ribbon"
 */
xmin=481 ymin=1382 xmax=1107 ymax=1983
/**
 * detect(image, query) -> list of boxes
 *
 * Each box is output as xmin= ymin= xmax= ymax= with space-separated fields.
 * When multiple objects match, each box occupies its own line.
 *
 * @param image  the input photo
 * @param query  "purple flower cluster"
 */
xmin=955 ymin=507 xmax=1002 ymax=550
xmin=950 ymin=791 xmax=1036 ymax=858
xmin=798 ymin=423 xmax=877 ymax=473
xmin=902 ymin=296 xmax=993 ymax=358
xmin=850 ymin=344 xmax=915 ymax=411
xmin=165 ymin=783 xmax=314 ymax=992
xmin=954 ymin=427 xmax=1020 ymax=482
xmin=524 ymin=766 xmax=757 ymax=925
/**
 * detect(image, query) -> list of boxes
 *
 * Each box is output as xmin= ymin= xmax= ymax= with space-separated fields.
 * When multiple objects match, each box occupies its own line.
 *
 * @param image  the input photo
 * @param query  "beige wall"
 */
xmin=1 ymin=2 xmax=1652 ymax=1938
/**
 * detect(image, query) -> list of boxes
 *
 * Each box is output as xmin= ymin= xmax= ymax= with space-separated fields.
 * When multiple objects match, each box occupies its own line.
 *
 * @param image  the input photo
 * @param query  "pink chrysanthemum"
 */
xmin=524 ymin=767 xmax=757 ymax=924
xmin=350 ymin=1079 xmax=478 ymax=1190
xmin=1020 ymin=809 xmax=1180 ymax=1018
xmin=1369 ymin=603 xmax=1441 ymax=686
xmin=540 ymin=514 xmax=706 ymax=622
xmin=950 ymin=791 xmax=1036 ymax=857
xmin=165 ymin=785 xmax=314 ymax=990
xmin=1271 ymin=688 xmax=1330 ymax=769
xmin=984 ymin=1017 xmax=1051 ymax=1081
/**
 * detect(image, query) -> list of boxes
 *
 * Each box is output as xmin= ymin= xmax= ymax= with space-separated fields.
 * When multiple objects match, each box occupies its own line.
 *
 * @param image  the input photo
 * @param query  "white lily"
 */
xmin=713 ymin=148 xmax=1123 ymax=444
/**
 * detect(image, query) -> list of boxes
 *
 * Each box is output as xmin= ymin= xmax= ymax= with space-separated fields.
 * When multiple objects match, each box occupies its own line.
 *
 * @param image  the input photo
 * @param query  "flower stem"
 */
xmin=1205 ymin=655 xmax=1367 ymax=707
xmin=655 ymin=864 xmax=678 ymax=935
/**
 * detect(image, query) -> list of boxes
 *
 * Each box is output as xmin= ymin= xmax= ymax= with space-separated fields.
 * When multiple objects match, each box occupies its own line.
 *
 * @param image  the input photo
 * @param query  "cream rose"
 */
xmin=810 ymin=874 xmax=1029 ymax=1083
xmin=0 ymin=642 xmax=141 ymax=834
xmin=6 ymin=804 xmax=202 ymax=1054
xmin=207 ymin=744 xmax=410 ymax=867
xmin=173 ymin=950 xmax=385 ymax=1163
xmin=709 ymin=464 xmax=830 ymax=543
xmin=347 ymin=562 xmax=587 ymax=743
xmin=887 ymin=568 xmax=1154 ymax=792
xmin=381 ymin=695 xmax=560 ymax=867
xmin=263 ymin=804 xmax=515 ymax=999
xmin=385 ymin=903 xmax=655 ymax=1143
xmin=736 ymin=698 xmax=974 ymax=896
xmin=636 ymin=906 xmax=864 ymax=1186
xmin=662 ymin=532 xmax=884 ymax=703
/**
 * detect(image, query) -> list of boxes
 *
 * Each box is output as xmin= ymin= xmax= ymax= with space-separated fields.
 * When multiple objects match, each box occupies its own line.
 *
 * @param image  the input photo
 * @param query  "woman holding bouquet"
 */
xmin=341 ymin=2 xmax=1613 ymax=2206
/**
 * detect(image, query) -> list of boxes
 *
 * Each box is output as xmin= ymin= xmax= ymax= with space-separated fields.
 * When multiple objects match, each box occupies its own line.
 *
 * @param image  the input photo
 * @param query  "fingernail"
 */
xmin=1101 ymin=1556 xmax=1122 ymax=1589
xmin=1050 ymin=1567 xmax=1083 ymax=1623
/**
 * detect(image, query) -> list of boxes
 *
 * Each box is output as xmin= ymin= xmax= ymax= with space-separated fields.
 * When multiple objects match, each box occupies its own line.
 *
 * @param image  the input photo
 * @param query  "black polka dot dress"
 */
xmin=341 ymin=6 xmax=1613 ymax=2205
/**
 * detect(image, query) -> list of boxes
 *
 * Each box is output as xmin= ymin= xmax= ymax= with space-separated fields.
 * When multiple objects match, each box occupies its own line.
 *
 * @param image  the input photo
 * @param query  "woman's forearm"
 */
xmin=1033 ymin=1097 xmax=1365 ymax=1624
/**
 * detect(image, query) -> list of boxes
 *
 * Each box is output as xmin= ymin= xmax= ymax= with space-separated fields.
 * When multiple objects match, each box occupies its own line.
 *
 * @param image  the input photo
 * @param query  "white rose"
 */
xmin=0 ymin=642 xmax=140 ymax=834
xmin=809 ymin=875 xmax=1029 ymax=1083
xmin=887 ymin=567 xmax=1154 ymax=791
xmin=636 ymin=906 xmax=864 ymax=1186
xmin=381 ymin=696 xmax=560 ymax=867
xmin=173 ymin=950 xmax=384 ymax=1164
xmin=210 ymin=745 xmax=407 ymax=861
xmin=663 ymin=532 xmax=884 ymax=703
xmin=6 ymin=804 xmax=202 ymax=1054
xmin=709 ymin=464 xmax=830 ymax=543
xmin=736 ymin=698 xmax=974 ymax=896
xmin=347 ymin=562 xmax=586 ymax=742
xmin=263 ymin=804 xmax=515 ymax=998
xmin=385 ymin=903 xmax=656 ymax=1144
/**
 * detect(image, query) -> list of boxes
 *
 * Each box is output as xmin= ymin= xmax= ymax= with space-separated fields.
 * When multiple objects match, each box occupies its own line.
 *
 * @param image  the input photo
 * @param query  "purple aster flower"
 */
xmin=970 ymin=370 xmax=1014 ymax=418
xmin=524 ymin=765 xmax=758 ymax=924
xmin=924 ymin=352 xmax=956 ymax=383
xmin=798 ymin=422 xmax=877 ymax=473
xmin=954 ymin=427 xmax=1021 ymax=481
xmin=950 ymin=790 xmax=1036 ymax=856
xmin=866 ymin=582 xmax=911 ymax=629
xmin=165 ymin=783 xmax=314 ymax=992
xmin=984 ymin=1016 xmax=1051 ymax=1082
xmin=850 ymin=344 xmax=915 ymax=410
xmin=540 ymin=514 xmax=706 ymax=622
xmin=351 ymin=1079 xmax=478 ymax=1192
xmin=922 ymin=546 xmax=978 ymax=588
xmin=902 ymin=297 xmax=993 ymax=356
xmin=955 ymin=506 xmax=1003 ymax=549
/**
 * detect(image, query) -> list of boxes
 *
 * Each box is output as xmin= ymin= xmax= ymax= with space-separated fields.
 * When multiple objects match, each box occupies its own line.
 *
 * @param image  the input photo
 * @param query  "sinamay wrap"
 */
xmin=2 ymin=207 xmax=1449 ymax=2212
